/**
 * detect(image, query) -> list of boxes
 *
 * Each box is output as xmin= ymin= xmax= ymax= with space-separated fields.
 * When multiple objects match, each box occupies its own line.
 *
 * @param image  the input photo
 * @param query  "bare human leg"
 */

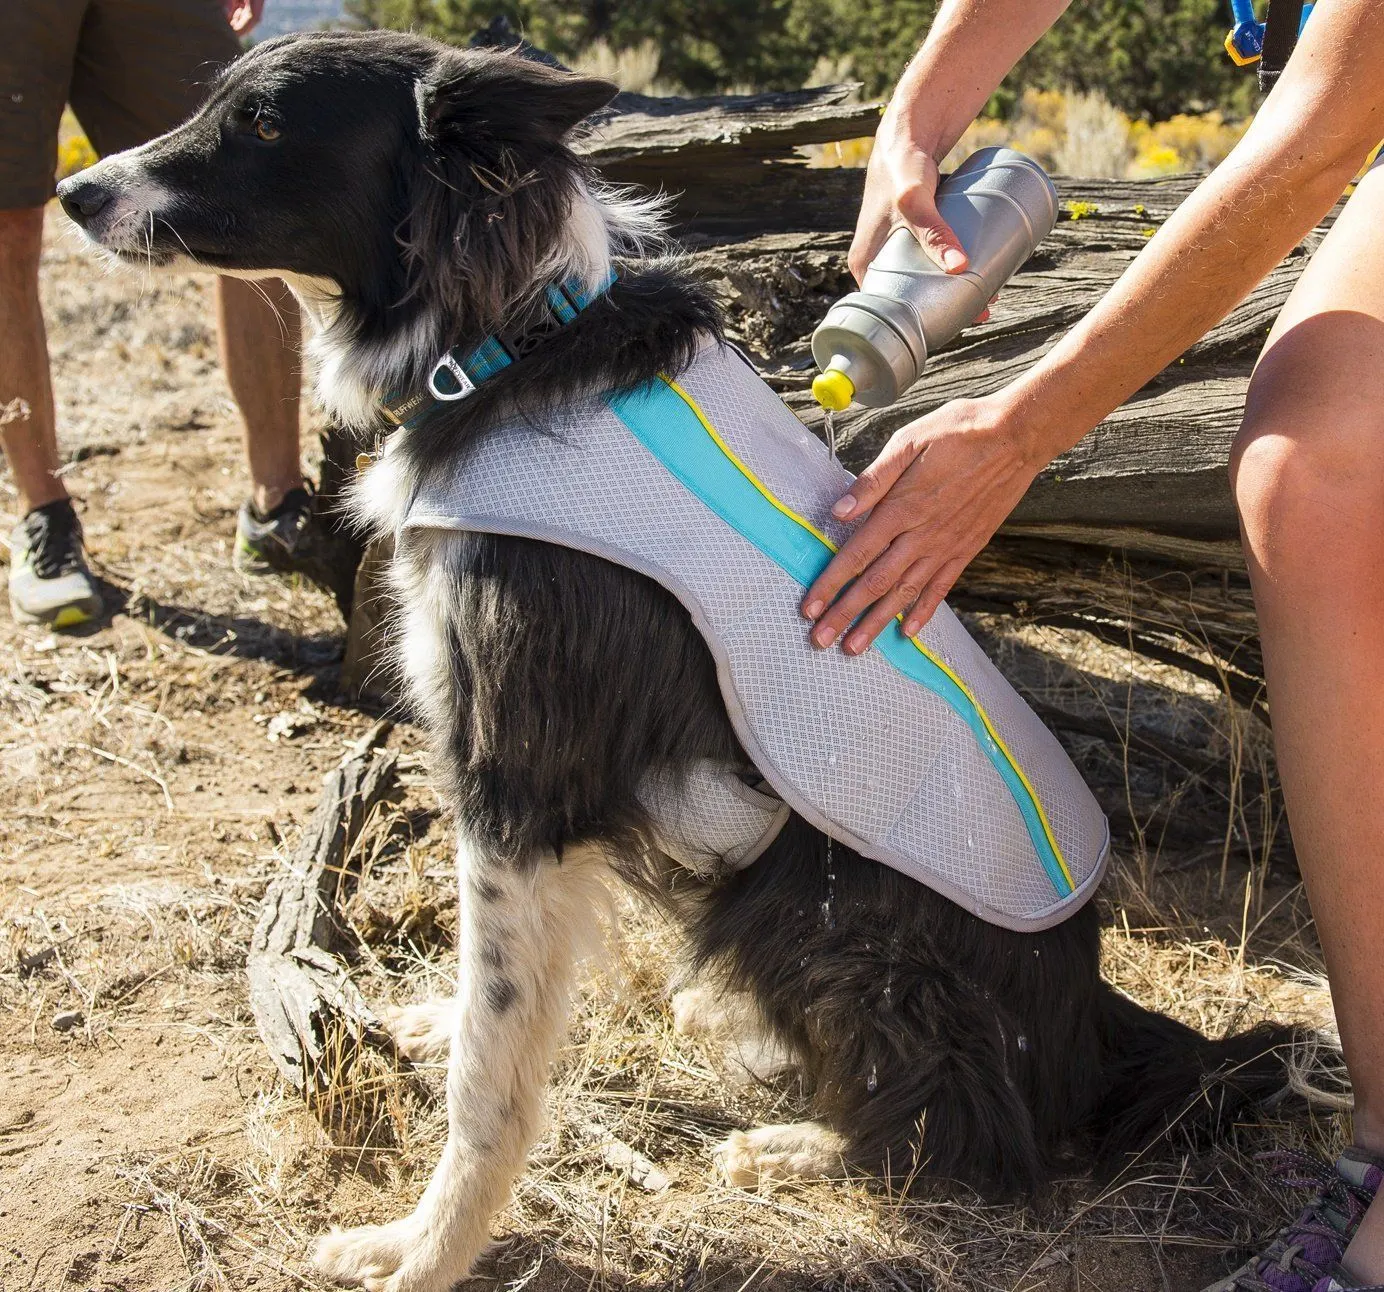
xmin=1 ymin=205 xmax=102 ymax=627
xmin=215 ymin=274 xmax=303 ymax=515
xmin=1231 ymin=160 xmax=1384 ymax=1283
xmin=0 ymin=206 xmax=64 ymax=515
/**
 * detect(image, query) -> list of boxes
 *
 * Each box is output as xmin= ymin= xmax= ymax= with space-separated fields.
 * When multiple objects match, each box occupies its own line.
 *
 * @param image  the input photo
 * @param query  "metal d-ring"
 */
xmin=427 ymin=352 xmax=476 ymax=402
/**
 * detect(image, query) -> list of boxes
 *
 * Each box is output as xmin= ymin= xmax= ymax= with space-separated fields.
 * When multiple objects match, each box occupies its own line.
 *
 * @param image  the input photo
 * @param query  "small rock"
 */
xmin=51 ymin=1009 xmax=83 ymax=1033
xmin=266 ymin=701 xmax=322 ymax=743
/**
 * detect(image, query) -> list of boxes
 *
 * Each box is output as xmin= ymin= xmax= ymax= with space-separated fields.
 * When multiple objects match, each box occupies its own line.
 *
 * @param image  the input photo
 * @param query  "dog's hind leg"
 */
xmin=671 ymin=985 xmax=798 ymax=1083
xmin=714 ymin=1122 xmax=847 ymax=1189
xmin=315 ymin=836 xmax=612 ymax=1292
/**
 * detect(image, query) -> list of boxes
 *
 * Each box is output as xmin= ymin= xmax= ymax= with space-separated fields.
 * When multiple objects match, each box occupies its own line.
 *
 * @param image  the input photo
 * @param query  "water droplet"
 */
xmin=1017 ymin=1034 xmax=1030 ymax=1052
xmin=965 ymin=829 xmax=975 ymax=851
xmin=866 ymin=1065 xmax=878 ymax=1094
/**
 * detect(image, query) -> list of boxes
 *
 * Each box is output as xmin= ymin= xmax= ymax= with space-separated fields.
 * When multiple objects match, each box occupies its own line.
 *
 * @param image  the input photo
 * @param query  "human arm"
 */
xmin=850 ymin=0 xmax=1073 ymax=281
xmin=804 ymin=0 xmax=1384 ymax=653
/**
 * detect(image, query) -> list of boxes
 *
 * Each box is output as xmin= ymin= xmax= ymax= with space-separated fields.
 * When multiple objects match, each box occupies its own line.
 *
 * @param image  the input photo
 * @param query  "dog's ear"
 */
xmin=418 ymin=56 xmax=618 ymax=146
xmin=402 ymin=54 xmax=617 ymax=336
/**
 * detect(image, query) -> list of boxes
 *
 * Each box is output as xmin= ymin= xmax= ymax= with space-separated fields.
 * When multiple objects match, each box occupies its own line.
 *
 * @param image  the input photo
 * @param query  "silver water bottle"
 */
xmin=811 ymin=147 xmax=1059 ymax=411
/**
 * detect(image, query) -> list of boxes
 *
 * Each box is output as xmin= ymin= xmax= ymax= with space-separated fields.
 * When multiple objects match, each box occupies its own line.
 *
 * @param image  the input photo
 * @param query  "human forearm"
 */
xmin=1003 ymin=8 xmax=1384 ymax=461
xmin=1006 ymin=146 xmax=1365 ymax=461
xmin=883 ymin=0 xmax=1073 ymax=158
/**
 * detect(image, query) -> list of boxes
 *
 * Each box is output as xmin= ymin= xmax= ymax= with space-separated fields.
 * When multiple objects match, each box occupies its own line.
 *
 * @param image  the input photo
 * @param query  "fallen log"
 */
xmin=688 ymin=177 xmax=1334 ymax=556
xmin=579 ymin=84 xmax=880 ymax=237
xmin=246 ymin=739 xmax=399 ymax=1094
xmin=674 ymin=176 xmax=1345 ymax=702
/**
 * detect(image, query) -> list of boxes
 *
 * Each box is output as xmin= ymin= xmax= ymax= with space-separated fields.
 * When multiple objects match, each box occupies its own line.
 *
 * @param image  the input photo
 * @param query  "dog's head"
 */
xmin=57 ymin=32 xmax=621 ymax=334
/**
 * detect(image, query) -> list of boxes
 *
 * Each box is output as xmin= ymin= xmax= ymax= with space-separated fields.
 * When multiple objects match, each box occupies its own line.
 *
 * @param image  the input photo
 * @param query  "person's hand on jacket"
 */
xmin=801 ymin=392 xmax=1050 ymax=654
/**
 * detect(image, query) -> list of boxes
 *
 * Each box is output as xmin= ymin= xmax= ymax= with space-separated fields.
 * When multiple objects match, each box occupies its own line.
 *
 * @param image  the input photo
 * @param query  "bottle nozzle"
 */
xmin=812 ymin=366 xmax=855 ymax=412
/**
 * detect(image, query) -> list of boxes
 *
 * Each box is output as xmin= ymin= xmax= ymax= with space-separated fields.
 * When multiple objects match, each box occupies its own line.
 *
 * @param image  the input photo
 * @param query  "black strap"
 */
xmin=1260 ymin=0 xmax=1305 ymax=91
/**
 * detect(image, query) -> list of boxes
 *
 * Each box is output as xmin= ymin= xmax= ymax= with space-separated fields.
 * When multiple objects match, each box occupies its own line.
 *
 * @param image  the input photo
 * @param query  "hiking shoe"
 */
xmin=234 ymin=484 xmax=314 ymax=575
xmin=1203 ymin=1148 xmax=1384 ymax=1292
xmin=7 ymin=499 xmax=102 ymax=629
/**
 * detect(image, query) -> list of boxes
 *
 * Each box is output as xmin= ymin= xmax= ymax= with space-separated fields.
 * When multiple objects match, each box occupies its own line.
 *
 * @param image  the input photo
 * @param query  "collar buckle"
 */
xmin=427 ymin=352 xmax=477 ymax=402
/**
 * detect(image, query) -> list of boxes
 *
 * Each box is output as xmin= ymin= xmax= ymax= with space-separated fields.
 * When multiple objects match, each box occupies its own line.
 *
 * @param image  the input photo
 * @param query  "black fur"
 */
xmin=59 ymin=29 xmax=1304 ymax=1202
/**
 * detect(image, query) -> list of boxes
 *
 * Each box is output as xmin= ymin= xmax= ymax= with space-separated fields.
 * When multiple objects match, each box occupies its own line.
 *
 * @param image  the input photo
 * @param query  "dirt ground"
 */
xmin=0 ymin=208 xmax=1353 ymax=1292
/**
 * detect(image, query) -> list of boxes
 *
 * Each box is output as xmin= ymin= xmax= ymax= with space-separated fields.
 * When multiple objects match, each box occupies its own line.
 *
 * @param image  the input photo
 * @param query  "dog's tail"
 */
xmin=1089 ymin=982 xmax=1306 ymax=1162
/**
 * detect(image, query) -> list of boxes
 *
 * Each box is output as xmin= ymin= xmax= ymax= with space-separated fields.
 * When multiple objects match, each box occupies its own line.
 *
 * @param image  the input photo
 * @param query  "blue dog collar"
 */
xmin=379 ymin=269 xmax=617 ymax=431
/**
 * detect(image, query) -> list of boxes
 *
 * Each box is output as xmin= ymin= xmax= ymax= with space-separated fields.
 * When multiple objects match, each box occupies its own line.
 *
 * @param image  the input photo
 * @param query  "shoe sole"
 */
xmin=234 ymin=533 xmax=279 ymax=576
xmin=9 ymin=595 xmax=101 ymax=630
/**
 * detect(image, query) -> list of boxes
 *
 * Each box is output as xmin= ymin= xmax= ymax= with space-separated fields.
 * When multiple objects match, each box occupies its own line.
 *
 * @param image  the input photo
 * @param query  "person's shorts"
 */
xmin=0 ymin=0 xmax=241 ymax=210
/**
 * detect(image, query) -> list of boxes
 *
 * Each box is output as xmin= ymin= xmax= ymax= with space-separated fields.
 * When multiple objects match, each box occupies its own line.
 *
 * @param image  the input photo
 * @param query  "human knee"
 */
xmin=1231 ymin=360 xmax=1384 ymax=561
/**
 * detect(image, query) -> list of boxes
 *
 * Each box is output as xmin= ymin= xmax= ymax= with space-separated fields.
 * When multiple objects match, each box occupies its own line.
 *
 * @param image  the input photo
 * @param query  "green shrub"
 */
xmin=345 ymin=0 xmax=1263 ymax=120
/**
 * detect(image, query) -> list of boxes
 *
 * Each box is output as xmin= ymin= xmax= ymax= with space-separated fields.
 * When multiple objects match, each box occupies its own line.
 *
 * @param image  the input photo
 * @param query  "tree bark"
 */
xmin=246 ymin=741 xmax=399 ymax=1092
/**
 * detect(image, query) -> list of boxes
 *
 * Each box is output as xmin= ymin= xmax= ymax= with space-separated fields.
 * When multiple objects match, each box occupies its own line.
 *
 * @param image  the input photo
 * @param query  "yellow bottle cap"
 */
xmin=812 ymin=367 xmax=855 ymax=412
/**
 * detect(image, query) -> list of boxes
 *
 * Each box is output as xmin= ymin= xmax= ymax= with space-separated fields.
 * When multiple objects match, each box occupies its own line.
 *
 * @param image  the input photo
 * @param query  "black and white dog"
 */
xmin=59 ymin=32 xmax=1300 ymax=1292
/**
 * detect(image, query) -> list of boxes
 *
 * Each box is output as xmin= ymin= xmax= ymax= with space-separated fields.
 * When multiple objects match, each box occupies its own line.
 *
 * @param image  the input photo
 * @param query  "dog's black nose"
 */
xmin=57 ymin=178 xmax=112 ymax=227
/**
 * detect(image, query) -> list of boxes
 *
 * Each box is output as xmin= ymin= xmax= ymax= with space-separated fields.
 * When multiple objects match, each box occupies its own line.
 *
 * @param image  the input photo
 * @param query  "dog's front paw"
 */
xmin=714 ymin=1123 xmax=846 ymax=1192
xmin=382 ymin=1000 xmax=454 ymax=1065
xmin=314 ymin=1216 xmax=466 ymax=1292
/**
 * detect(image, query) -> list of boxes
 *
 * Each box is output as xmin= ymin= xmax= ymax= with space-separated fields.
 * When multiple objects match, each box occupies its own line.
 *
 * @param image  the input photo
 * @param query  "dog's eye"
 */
xmin=254 ymin=120 xmax=282 ymax=142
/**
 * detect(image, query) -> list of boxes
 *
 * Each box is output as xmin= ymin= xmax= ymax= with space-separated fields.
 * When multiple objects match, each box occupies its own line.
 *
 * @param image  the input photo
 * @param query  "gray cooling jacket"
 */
xmin=400 ymin=340 xmax=1110 ymax=931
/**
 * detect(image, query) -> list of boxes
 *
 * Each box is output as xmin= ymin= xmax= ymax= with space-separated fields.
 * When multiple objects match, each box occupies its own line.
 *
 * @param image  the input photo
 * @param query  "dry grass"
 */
xmin=807 ymin=88 xmax=1252 ymax=180
xmin=5 ymin=569 xmax=1344 ymax=1290
xmin=113 ymin=609 xmax=1341 ymax=1292
xmin=572 ymin=39 xmax=672 ymax=96
xmin=169 ymin=838 xmax=1338 ymax=1292
xmin=1054 ymin=92 xmax=1136 ymax=180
